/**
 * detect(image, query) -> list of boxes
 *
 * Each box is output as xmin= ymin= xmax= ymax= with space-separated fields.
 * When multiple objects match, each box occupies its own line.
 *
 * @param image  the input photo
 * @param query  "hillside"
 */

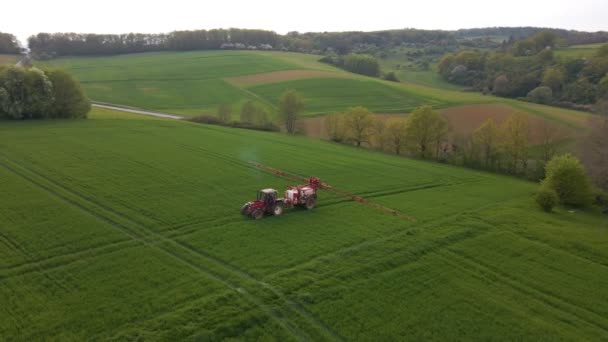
xmin=0 ymin=107 xmax=607 ymax=340
xmin=42 ymin=50 xmax=591 ymax=119
xmin=40 ymin=50 xmax=449 ymax=117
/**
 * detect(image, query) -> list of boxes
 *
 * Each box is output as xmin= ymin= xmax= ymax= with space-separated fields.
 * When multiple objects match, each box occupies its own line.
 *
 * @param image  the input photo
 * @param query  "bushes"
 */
xmin=382 ymin=72 xmax=400 ymax=82
xmin=189 ymin=114 xmax=279 ymax=132
xmin=541 ymin=154 xmax=592 ymax=207
xmin=536 ymin=187 xmax=559 ymax=212
xmin=0 ymin=66 xmax=90 ymax=119
xmin=527 ymin=86 xmax=553 ymax=104
xmin=45 ymin=69 xmax=91 ymax=118
xmin=0 ymin=66 xmax=53 ymax=119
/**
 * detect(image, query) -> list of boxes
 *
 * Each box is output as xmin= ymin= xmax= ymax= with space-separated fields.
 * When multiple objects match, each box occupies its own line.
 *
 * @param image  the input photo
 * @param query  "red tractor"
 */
xmin=240 ymin=177 xmax=321 ymax=219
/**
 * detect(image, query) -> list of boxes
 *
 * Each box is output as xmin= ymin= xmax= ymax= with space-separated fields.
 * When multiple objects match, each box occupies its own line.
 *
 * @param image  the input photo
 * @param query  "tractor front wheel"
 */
xmin=240 ymin=203 xmax=250 ymax=216
xmin=251 ymin=209 xmax=264 ymax=220
xmin=305 ymin=197 xmax=316 ymax=210
xmin=273 ymin=202 xmax=284 ymax=216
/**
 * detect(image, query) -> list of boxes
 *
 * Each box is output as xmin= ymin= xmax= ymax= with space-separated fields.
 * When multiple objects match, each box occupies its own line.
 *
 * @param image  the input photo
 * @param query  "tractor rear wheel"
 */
xmin=305 ymin=197 xmax=316 ymax=210
xmin=251 ymin=209 xmax=264 ymax=220
xmin=273 ymin=202 xmax=284 ymax=216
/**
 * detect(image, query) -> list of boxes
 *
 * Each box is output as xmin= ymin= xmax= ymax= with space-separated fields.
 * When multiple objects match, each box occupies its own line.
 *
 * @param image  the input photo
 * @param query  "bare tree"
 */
xmin=405 ymin=106 xmax=449 ymax=159
xmin=385 ymin=118 xmax=408 ymax=155
xmin=344 ymin=106 xmax=375 ymax=147
xmin=217 ymin=103 xmax=232 ymax=123
xmin=501 ymin=113 xmax=530 ymax=174
xmin=324 ymin=113 xmax=347 ymax=142
xmin=472 ymin=118 xmax=500 ymax=169
xmin=581 ymin=100 xmax=608 ymax=190
xmin=278 ymin=89 xmax=304 ymax=134
xmin=372 ymin=117 xmax=387 ymax=151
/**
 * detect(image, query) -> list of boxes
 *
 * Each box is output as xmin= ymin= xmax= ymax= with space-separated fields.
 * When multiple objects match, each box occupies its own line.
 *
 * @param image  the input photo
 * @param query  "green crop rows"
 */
xmin=0 ymin=107 xmax=606 ymax=340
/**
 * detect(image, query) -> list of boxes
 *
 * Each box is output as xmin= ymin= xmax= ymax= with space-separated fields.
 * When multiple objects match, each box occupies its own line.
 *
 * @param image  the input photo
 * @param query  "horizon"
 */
xmin=4 ymin=0 xmax=607 ymax=45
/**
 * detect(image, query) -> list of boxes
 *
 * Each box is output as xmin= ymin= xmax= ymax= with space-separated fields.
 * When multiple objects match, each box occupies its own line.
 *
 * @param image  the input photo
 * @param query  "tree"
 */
xmin=536 ymin=186 xmax=559 ymax=212
xmin=493 ymin=75 xmax=510 ymax=96
xmin=278 ymin=89 xmax=303 ymax=134
xmin=0 ymin=32 xmax=21 ymax=54
xmin=580 ymin=100 xmax=608 ymax=190
xmin=217 ymin=103 xmax=232 ymax=123
xmin=343 ymin=54 xmax=380 ymax=77
xmin=542 ymin=154 xmax=592 ymax=206
xmin=597 ymin=44 xmax=608 ymax=58
xmin=527 ymin=86 xmax=553 ymax=104
xmin=541 ymin=67 xmax=565 ymax=92
xmin=344 ymin=106 xmax=375 ymax=147
xmin=472 ymin=118 xmax=500 ymax=169
xmin=324 ymin=113 xmax=347 ymax=142
xmin=371 ymin=118 xmax=387 ymax=150
xmin=563 ymin=78 xmax=596 ymax=104
xmin=384 ymin=118 xmax=408 ymax=155
xmin=45 ymin=69 xmax=90 ymax=118
xmin=500 ymin=113 xmax=529 ymax=174
xmin=240 ymin=100 xmax=257 ymax=124
xmin=0 ymin=66 xmax=53 ymax=120
xmin=406 ymin=106 xmax=449 ymax=159
xmin=598 ymin=75 xmax=608 ymax=99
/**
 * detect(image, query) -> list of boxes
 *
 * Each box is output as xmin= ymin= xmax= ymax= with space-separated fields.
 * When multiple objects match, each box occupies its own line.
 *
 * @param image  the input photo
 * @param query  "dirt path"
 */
xmin=92 ymin=103 xmax=184 ymax=120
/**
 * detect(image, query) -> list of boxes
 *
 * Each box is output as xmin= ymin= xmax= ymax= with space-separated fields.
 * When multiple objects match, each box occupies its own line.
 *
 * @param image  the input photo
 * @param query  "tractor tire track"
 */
xmin=0 ymin=156 xmax=339 ymax=341
xmin=0 ymin=157 xmax=313 ymax=341
xmin=264 ymin=194 xmax=528 ymax=281
xmin=442 ymin=249 xmax=608 ymax=335
xmin=0 ymin=240 xmax=139 ymax=281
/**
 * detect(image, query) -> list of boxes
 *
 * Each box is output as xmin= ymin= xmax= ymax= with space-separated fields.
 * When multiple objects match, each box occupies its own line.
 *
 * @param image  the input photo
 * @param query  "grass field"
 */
xmin=555 ymin=43 xmax=605 ymax=59
xmin=1 ymin=107 xmax=607 ymax=340
xmin=39 ymin=50 xmax=593 ymax=128
xmin=40 ymin=50 xmax=443 ymax=117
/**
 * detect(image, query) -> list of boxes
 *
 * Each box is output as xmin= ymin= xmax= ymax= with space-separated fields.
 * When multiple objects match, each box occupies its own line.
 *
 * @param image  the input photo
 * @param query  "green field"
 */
xmin=555 ymin=43 xmax=605 ymax=59
xmin=40 ymin=51 xmax=443 ymax=116
xmin=1 ymin=107 xmax=607 ymax=340
xmin=39 ymin=50 xmax=593 ymax=131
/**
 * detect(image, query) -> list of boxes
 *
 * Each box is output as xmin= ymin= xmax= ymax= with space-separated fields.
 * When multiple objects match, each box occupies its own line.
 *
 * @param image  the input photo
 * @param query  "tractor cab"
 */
xmin=257 ymin=188 xmax=278 ymax=202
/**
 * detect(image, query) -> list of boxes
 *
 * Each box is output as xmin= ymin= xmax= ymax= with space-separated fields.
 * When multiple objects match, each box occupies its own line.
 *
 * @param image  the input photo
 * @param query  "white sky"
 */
xmin=2 ymin=0 xmax=607 ymax=45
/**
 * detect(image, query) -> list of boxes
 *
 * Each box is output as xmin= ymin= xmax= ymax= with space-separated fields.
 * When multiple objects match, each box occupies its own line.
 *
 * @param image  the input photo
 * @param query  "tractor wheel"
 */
xmin=273 ymin=203 xmax=284 ymax=216
xmin=251 ymin=209 xmax=264 ymax=220
xmin=305 ymin=197 xmax=316 ymax=210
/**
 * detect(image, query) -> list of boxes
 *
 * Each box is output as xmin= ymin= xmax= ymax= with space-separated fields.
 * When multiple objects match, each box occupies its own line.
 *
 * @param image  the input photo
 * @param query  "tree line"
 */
xmin=455 ymin=27 xmax=608 ymax=46
xmin=28 ymin=29 xmax=281 ymax=59
xmin=438 ymin=31 xmax=608 ymax=108
xmin=0 ymin=66 xmax=90 ymax=119
xmin=322 ymin=103 xmax=607 ymax=211
xmin=0 ymin=32 xmax=21 ymax=54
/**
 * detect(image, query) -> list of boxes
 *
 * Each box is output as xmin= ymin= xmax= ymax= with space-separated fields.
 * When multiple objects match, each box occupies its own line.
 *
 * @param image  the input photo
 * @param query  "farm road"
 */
xmin=92 ymin=103 xmax=184 ymax=120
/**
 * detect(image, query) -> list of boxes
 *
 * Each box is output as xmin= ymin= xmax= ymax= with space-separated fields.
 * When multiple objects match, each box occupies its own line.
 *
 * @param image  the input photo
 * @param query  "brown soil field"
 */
xmin=225 ymin=69 xmax=351 ymax=87
xmin=0 ymin=54 xmax=19 ymax=65
xmin=299 ymin=104 xmax=577 ymax=145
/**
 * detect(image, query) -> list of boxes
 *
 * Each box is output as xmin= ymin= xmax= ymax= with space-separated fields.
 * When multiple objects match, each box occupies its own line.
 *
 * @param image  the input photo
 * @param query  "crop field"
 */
xmin=39 ymin=50 xmax=594 ymax=130
xmin=40 ymin=51 xmax=444 ymax=117
xmin=1 ymin=107 xmax=607 ymax=340
xmin=0 ymin=54 xmax=19 ymax=65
